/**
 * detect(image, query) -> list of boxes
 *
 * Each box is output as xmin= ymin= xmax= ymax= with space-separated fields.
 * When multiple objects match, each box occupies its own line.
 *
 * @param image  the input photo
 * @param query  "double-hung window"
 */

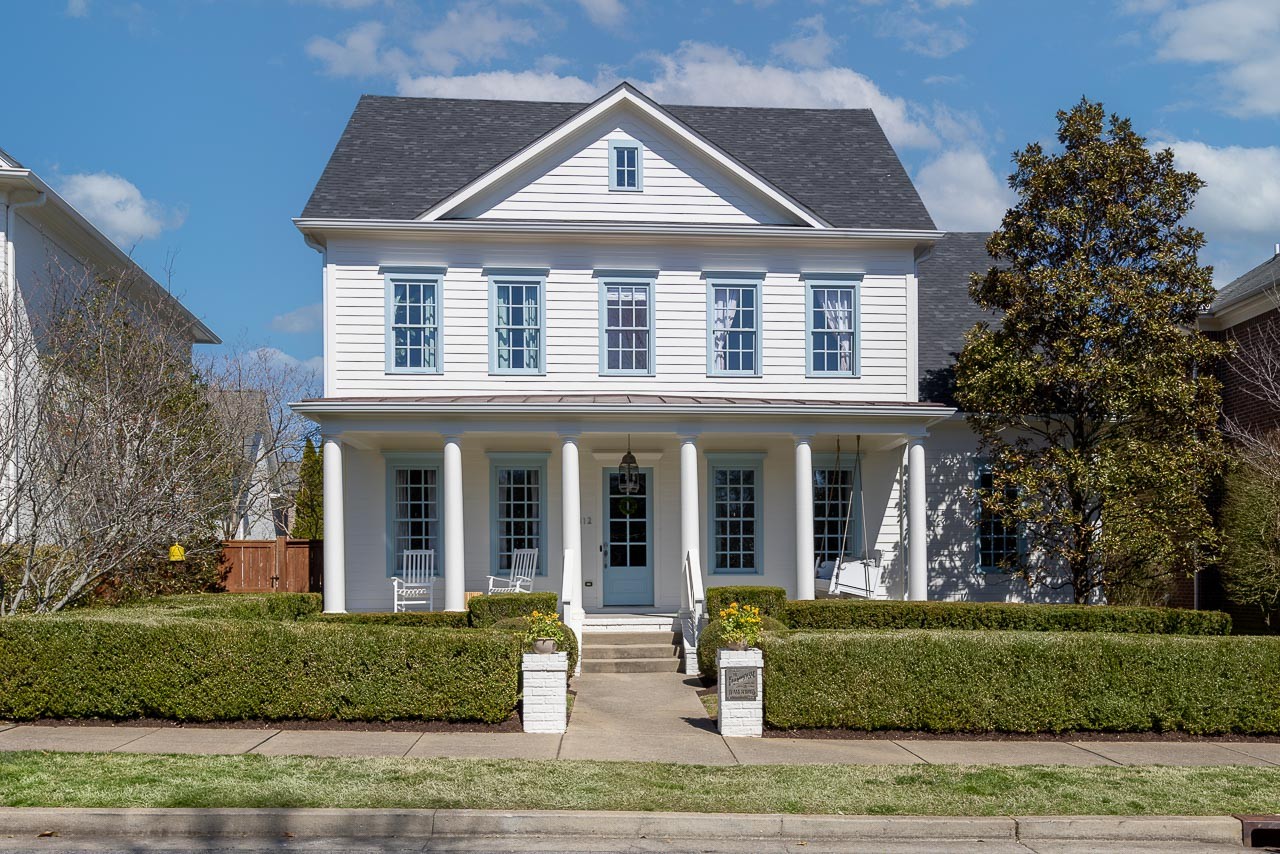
xmin=489 ymin=273 xmax=545 ymax=374
xmin=385 ymin=455 xmax=441 ymax=576
xmin=805 ymin=275 xmax=861 ymax=377
xmin=385 ymin=270 xmax=443 ymax=373
xmin=490 ymin=454 xmax=548 ymax=577
xmin=975 ymin=462 xmax=1022 ymax=573
xmin=707 ymin=454 xmax=764 ymax=575
xmin=609 ymin=140 xmax=642 ymax=191
xmin=812 ymin=454 xmax=863 ymax=567
xmin=707 ymin=277 xmax=761 ymax=375
xmin=599 ymin=276 xmax=654 ymax=375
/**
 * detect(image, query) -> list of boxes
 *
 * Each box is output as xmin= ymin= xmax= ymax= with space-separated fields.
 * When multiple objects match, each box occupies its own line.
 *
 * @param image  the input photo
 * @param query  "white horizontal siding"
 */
xmin=455 ymin=113 xmax=796 ymax=225
xmin=326 ymin=236 xmax=912 ymax=402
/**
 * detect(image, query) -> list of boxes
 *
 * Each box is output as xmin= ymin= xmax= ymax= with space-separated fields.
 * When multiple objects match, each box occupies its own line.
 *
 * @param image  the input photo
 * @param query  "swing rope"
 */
xmin=833 ymin=435 xmax=870 ymax=594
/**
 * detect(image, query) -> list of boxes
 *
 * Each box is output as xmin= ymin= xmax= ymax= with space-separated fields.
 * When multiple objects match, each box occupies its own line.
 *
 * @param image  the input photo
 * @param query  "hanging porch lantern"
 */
xmin=617 ymin=435 xmax=641 ymax=496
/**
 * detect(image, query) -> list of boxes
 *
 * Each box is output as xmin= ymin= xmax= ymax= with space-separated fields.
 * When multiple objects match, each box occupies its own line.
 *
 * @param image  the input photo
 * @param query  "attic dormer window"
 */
xmin=609 ymin=140 xmax=642 ymax=191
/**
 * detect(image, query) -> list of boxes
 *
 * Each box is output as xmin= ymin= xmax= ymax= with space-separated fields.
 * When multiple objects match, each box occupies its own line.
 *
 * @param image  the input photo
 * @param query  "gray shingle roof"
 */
xmin=916 ymin=231 xmax=999 ymax=405
xmin=1210 ymin=251 xmax=1280 ymax=313
xmin=301 ymin=93 xmax=936 ymax=230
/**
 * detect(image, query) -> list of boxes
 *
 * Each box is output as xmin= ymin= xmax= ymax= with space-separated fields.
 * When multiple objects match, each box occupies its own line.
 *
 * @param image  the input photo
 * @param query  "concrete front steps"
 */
xmin=581 ymin=615 xmax=684 ymax=673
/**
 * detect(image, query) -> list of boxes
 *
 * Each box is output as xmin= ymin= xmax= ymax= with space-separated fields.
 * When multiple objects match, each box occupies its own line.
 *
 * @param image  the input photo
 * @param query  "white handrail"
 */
xmin=681 ymin=548 xmax=706 ymax=674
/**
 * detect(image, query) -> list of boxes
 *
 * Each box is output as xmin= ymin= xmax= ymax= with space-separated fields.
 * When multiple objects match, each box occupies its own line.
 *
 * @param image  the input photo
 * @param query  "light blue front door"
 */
xmin=602 ymin=468 xmax=653 ymax=607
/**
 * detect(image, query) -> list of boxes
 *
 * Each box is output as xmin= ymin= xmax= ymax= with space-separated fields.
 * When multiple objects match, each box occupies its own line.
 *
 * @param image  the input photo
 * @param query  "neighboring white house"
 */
xmin=0 ymin=145 xmax=220 ymax=538
xmin=293 ymin=83 xmax=1054 ymax=642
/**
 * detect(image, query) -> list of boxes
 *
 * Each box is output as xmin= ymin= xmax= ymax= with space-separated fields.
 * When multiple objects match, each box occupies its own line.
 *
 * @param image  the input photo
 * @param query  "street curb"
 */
xmin=0 ymin=808 xmax=1243 ymax=842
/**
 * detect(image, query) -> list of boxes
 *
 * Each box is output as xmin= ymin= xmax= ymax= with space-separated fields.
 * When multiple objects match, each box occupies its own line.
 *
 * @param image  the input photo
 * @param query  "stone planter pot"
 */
xmin=533 ymin=637 xmax=558 ymax=654
xmin=721 ymin=640 xmax=748 ymax=652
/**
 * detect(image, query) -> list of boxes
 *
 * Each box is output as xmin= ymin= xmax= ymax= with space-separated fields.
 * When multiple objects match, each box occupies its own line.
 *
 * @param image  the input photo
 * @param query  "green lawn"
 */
xmin=1 ymin=752 xmax=1278 ymax=815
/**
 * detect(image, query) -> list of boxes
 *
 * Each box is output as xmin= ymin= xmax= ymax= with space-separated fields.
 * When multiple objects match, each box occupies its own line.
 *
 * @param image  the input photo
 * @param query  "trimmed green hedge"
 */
xmin=307 ymin=611 xmax=470 ymax=628
xmin=761 ymin=630 xmax=1280 ymax=734
xmin=706 ymin=586 xmax=787 ymax=620
xmin=696 ymin=616 xmax=788 ymax=677
xmin=468 ymin=592 xmax=558 ymax=627
xmin=780 ymin=600 xmax=1232 ymax=635
xmin=0 ymin=616 xmax=522 ymax=723
xmin=98 ymin=593 xmax=324 ymax=622
xmin=492 ymin=617 xmax=579 ymax=675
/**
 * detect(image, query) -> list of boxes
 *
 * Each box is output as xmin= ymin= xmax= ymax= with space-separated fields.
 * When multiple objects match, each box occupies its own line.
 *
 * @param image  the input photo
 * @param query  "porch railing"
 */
xmin=680 ymin=548 xmax=706 ymax=675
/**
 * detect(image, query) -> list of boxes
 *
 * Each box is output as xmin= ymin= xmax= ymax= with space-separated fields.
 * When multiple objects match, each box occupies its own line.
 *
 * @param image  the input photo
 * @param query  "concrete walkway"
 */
xmin=2 ymin=669 xmax=1280 ymax=766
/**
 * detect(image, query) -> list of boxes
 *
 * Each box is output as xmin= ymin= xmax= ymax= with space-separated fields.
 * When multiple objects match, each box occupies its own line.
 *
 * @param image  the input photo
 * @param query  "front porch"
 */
xmin=297 ymin=395 xmax=953 ymax=628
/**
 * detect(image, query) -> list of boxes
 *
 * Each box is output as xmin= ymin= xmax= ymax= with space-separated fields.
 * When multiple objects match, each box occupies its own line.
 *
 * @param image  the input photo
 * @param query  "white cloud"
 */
xmin=875 ymin=2 xmax=971 ymax=58
xmin=66 ymin=0 xmax=89 ymax=17
xmin=1137 ymin=1 xmax=1280 ymax=117
xmin=271 ymin=303 xmax=324 ymax=335
xmin=914 ymin=148 xmax=1013 ymax=231
xmin=770 ymin=15 xmax=838 ymax=69
xmin=58 ymin=172 xmax=184 ymax=247
xmin=307 ymin=21 xmax=409 ymax=77
xmin=251 ymin=347 xmax=324 ymax=377
xmin=412 ymin=2 xmax=539 ymax=75
xmin=398 ymin=69 xmax=600 ymax=101
xmin=576 ymin=0 xmax=625 ymax=30
xmin=1151 ymin=139 xmax=1280 ymax=285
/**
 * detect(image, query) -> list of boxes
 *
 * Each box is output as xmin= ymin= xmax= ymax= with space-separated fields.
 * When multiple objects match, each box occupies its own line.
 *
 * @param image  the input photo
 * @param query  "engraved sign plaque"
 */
xmin=722 ymin=666 xmax=758 ymax=702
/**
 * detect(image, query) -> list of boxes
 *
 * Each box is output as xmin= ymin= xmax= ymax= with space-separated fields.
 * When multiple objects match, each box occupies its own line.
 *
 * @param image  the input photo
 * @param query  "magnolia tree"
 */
xmin=954 ymin=99 xmax=1227 ymax=605
xmin=0 ymin=263 xmax=316 ymax=614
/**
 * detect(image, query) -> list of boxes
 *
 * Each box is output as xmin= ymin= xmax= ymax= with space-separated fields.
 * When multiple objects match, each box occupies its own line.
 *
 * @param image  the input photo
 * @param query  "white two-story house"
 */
xmin=294 ymin=83 xmax=1051 ymax=647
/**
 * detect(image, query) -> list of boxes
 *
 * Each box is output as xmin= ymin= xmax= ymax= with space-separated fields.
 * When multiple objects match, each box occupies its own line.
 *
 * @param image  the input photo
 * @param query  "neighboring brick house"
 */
xmin=1197 ymin=249 xmax=1280 ymax=627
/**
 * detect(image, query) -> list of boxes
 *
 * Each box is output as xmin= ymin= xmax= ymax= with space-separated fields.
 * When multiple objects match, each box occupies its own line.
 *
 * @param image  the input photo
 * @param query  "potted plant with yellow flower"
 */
xmin=718 ymin=601 xmax=763 ymax=651
xmin=523 ymin=609 xmax=566 ymax=654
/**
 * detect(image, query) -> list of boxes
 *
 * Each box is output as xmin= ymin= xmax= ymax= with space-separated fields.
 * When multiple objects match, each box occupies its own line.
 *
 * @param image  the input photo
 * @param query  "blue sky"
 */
xmin=4 ymin=0 xmax=1278 ymax=367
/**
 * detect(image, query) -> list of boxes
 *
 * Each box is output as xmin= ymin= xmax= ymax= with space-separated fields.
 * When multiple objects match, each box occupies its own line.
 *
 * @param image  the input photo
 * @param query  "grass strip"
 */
xmin=1 ymin=752 xmax=1279 ymax=815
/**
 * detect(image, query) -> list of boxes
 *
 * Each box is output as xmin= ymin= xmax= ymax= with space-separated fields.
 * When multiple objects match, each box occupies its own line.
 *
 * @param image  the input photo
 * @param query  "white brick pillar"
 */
xmin=522 ymin=652 xmax=568 ymax=734
xmin=794 ymin=434 xmax=815 ymax=600
xmin=717 ymin=647 xmax=764 ymax=737
xmin=443 ymin=434 xmax=465 ymax=612
xmin=321 ymin=433 xmax=345 ymax=613
xmin=907 ymin=436 xmax=928 ymax=601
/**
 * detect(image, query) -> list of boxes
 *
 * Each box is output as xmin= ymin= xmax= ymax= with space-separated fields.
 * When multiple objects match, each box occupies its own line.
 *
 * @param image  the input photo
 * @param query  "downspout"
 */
xmin=4 ymin=191 xmax=46 ymax=541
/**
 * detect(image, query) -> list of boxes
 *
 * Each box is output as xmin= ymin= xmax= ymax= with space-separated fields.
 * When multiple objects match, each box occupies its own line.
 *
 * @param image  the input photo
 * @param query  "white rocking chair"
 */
xmin=392 ymin=549 xmax=436 ymax=612
xmin=487 ymin=547 xmax=537 ymax=594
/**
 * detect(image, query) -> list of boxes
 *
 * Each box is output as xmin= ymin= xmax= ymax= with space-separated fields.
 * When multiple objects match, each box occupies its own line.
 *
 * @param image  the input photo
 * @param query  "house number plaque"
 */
xmin=722 ymin=667 xmax=758 ymax=702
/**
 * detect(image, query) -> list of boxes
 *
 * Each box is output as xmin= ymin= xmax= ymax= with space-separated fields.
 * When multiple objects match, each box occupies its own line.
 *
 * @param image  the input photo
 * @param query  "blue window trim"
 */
xmin=705 ymin=274 xmax=764 ymax=377
xmin=488 ymin=451 xmax=551 ymax=578
xmin=705 ymin=452 xmax=766 ymax=576
xmin=973 ymin=459 xmax=1027 ymax=575
xmin=383 ymin=267 xmax=446 ymax=375
xmin=487 ymin=271 xmax=547 ymax=376
xmin=608 ymin=140 xmax=643 ymax=192
xmin=598 ymin=275 xmax=656 ymax=377
xmin=802 ymin=273 xmax=862 ymax=379
xmin=382 ymin=452 xmax=444 ymax=579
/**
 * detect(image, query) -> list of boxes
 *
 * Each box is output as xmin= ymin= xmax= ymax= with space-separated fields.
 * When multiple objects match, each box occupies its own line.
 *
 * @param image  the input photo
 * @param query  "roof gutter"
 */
xmin=294 ymin=217 xmax=944 ymax=244
xmin=292 ymin=398 xmax=956 ymax=422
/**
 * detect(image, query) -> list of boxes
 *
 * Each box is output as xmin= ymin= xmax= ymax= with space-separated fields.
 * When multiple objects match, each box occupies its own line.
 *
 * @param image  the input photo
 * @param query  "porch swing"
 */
xmin=816 ymin=436 xmax=885 ymax=599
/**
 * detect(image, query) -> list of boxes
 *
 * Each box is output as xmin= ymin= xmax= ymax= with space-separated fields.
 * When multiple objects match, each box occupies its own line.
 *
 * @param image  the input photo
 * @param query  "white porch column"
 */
xmin=794 ymin=434 xmax=815 ymax=601
xmin=679 ymin=434 xmax=700 ymax=567
xmin=321 ymin=433 xmax=346 ymax=613
xmin=907 ymin=436 xmax=928 ymax=601
xmin=559 ymin=432 xmax=583 ymax=644
xmin=443 ymin=435 xmax=465 ymax=612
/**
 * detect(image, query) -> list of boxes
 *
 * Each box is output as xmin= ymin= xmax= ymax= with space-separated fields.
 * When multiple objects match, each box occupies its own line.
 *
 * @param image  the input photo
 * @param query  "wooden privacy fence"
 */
xmin=220 ymin=537 xmax=323 ymax=593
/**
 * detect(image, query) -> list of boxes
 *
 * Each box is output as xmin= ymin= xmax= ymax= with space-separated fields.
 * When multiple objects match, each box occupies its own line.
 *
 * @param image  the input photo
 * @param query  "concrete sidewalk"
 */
xmin=1 ymin=717 xmax=1277 ymax=766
